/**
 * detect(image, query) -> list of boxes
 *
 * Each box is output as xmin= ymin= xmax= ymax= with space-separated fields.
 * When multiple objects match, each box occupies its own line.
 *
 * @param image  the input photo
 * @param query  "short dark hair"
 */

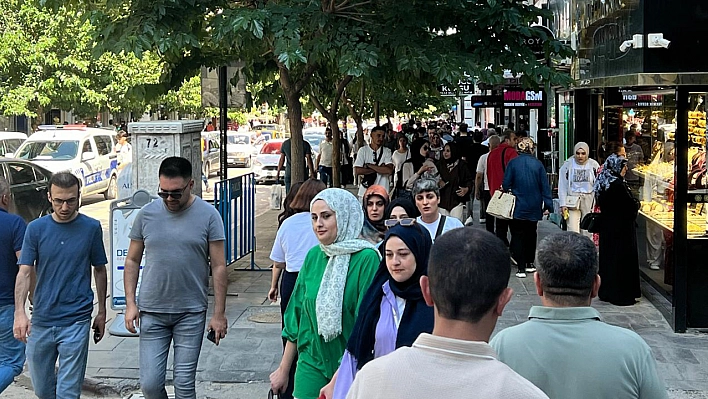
xmin=428 ymin=228 xmax=510 ymax=323
xmin=371 ymin=126 xmax=386 ymax=135
xmin=49 ymin=172 xmax=80 ymax=195
xmin=159 ymin=157 xmax=192 ymax=180
xmin=290 ymin=179 xmax=327 ymax=212
xmin=472 ymin=130 xmax=484 ymax=143
xmin=625 ymin=129 xmax=636 ymax=140
xmin=536 ymin=232 xmax=598 ymax=305
xmin=459 ymin=123 xmax=468 ymax=133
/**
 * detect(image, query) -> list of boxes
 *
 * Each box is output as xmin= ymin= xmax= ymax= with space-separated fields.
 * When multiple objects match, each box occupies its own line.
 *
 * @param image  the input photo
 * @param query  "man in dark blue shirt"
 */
xmin=0 ymin=177 xmax=26 ymax=393
xmin=13 ymin=172 xmax=108 ymax=398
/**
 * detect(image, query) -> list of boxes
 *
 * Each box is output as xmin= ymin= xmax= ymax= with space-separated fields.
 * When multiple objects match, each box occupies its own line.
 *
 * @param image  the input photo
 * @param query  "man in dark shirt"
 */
xmin=277 ymin=138 xmax=316 ymax=194
xmin=0 ymin=177 xmax=26 ymax=393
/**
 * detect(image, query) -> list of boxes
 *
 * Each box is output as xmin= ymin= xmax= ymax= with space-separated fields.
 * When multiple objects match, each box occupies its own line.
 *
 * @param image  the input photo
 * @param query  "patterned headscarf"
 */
xmin=516 ymin=137 xmax=535 ymax=154
xmin=593 ymin=154 xmax=628 ymax=198
xmin=310 ymin=188 xmax=380 ymax=342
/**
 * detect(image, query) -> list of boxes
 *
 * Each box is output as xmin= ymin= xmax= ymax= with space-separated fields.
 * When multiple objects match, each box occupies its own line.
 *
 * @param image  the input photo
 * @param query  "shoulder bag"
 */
xmin=486 ymin=189 xmax=516 ymax=220
xmin=361 ymin=146 xmax=382 ymax=188
xmin=564 ymin=165 xmax=580 ymax=209
xmin=580 ymin=212 xmax=602 ymax=233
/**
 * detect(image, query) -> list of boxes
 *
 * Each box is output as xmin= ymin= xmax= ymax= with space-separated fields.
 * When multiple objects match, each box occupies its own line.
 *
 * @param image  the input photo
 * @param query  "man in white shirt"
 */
xmin=411 ymin=178 xmax=463 ymax=242
xmin=476 ymin=134 xmax=499 ymax=233
xmin=354 ymin=126 xmax=393 ymax=199
xmin=317 ymin=128 xmax=334 ymax=187
xmin=346 ymin=227 xmax=549 ymax=399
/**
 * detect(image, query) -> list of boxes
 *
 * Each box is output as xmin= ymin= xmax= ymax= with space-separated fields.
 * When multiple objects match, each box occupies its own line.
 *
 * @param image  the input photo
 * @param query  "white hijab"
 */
xmin=311 ymin=188 xmax=380 ymax=342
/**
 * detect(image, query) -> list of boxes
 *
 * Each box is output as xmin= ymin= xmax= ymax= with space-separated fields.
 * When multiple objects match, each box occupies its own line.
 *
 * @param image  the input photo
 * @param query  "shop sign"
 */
xmin=438 ymin=81 xmax=475 ymax=97
xmin=621 ymin=93 xmax=663 ymax=107
xmin=469 ymin=94 xmax=503 ymax=108
xmin=526 ymin=25 xmax=555 ymax=60
xmin=503 ymin=90 xmax=544 ymax=107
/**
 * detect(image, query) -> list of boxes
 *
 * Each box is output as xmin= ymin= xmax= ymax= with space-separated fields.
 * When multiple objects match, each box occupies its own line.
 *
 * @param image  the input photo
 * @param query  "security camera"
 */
xmin=619 ymin=40 xmax=634 ymax=52
xmin=648 ymin=33 xmax=671 ymax=49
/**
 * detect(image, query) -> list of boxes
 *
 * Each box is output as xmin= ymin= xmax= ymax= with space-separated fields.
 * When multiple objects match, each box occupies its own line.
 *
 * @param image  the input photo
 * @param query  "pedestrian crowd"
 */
xmin=265 ymin=119 xmax=665 ymax=399
xmin=0 ymin=118 xmax=659 ymax=399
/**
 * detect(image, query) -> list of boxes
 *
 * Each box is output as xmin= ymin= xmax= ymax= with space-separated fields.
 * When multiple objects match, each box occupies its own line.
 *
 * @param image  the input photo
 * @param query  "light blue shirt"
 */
xmin=490 ymin=306 xmax=668 ymax=399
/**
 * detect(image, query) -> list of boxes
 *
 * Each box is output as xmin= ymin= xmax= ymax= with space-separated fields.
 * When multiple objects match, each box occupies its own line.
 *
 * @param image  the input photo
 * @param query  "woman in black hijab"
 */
xmin=321 ymin=223 xmax=434 ymax=399
xmin=437 ymin=142 xmax=473 ymax=222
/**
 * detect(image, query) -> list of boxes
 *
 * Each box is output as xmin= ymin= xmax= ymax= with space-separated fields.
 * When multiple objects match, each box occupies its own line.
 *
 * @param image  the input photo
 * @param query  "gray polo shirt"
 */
xmin=490 ymin=306 xmax=668 ymax=399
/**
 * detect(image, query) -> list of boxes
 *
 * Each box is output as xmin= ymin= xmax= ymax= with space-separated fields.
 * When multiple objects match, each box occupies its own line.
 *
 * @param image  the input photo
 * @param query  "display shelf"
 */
xmin=634 ymin=169 xmax=673 ymax=192
xmin=639 ymin=210 xmax=708 ymax=237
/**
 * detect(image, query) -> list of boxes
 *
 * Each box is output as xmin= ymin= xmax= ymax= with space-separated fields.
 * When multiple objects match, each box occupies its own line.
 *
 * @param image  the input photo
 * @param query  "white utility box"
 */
xmin=128 ymin=120 xmax=204 ymax=197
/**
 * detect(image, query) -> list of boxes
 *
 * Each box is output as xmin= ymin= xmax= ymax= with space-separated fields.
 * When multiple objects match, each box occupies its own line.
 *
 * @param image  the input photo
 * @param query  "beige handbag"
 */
xmin=487 ymin=190 xmax=516 ymax=220
xmin=565 ymin=195 xmax=580 ymax=209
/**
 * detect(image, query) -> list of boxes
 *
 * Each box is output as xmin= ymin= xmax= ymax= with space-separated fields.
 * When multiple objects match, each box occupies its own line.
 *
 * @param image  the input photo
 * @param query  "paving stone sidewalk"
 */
xmin=6 ymin=191 xmax=708 ymax=398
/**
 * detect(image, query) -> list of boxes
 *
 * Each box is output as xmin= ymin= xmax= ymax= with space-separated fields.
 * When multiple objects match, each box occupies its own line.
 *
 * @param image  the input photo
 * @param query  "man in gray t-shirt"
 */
xmin=124 ymin=157 xmax=227 ymax=399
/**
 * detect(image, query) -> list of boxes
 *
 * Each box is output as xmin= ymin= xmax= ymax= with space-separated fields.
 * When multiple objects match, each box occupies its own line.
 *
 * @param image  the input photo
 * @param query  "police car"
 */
xmin=12 ymin=125 xmax=119 ymax=199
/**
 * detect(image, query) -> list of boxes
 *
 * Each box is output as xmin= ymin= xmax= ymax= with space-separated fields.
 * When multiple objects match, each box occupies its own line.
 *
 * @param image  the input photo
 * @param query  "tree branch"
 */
xmin=310 ymin=93 xmax=328 ymax=117
xmin=336 ymin=1 xmax=371 ymax=12
xmin=293 ymin=61 xmax=318 ymax=94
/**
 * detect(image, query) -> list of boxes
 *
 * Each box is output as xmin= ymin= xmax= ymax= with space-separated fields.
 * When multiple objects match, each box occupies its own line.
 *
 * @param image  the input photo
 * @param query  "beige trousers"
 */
xmin=567 ymin=193 xmax=594 ymax=238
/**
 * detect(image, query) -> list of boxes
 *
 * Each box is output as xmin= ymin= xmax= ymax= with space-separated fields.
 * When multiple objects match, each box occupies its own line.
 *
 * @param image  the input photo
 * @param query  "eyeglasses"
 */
xmin=384 ymin=218 xmax=416 ymax=227
xmin=51 ymin=197 xmax=78 ymax=207
xmin=157 ymin=183 xmax=190 ymax=199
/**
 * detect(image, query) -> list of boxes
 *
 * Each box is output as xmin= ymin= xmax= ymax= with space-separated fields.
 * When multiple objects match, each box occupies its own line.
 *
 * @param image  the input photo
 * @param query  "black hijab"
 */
xmin=405 ymin=139 xmax=428 ymax=172
xmin=346 ymin=223 xmax=434 ymax=369
xmin=384 ymin=198 xmax=420 ymax=220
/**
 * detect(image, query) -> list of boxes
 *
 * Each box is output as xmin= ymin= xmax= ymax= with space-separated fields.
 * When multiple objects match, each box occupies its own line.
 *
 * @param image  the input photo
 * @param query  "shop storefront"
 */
xmin=548 ymin=0 xmax=708 ymax=331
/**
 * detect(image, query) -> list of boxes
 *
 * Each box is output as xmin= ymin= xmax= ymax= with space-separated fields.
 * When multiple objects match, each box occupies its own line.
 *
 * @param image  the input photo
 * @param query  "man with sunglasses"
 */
xmin=14 ymin=172 xmax=108 ymax=398
xmin=123 ymin=157 xmax=227 ymax=399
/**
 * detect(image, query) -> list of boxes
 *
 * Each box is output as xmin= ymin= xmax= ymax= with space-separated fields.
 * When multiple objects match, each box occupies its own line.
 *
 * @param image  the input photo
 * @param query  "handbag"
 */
xmin=361 ymin=146 xmax=383 ymax=188
xmin=486 ymin=189 xmax=516 ymax=220
xmin=580 ymin=212 xmax=602 ymax=233
xmin=565 ymin=195 xmax=580 ymax=209
xmin=267 ymin=389 xmax=279 ymax=399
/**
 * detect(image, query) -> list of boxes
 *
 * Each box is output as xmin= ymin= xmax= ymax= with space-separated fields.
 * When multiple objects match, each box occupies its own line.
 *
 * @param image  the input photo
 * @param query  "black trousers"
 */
xmin=495 ymin=217 xmax=510 ymax=247
xmin=510 ymin=219 xmax=538 ymax=271
xmin=480 ymin=190 xmax=495 ymax=233
xmin=279 ymin=271 xmax=299 ymax=399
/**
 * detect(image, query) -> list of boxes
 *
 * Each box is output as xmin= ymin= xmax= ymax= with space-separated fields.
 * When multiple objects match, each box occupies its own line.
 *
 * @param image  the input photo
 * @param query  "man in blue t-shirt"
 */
xmin=0 ymin=177 xmax=26 ymax=393
xmin=13 ymin=172 xmax=108 ymax=399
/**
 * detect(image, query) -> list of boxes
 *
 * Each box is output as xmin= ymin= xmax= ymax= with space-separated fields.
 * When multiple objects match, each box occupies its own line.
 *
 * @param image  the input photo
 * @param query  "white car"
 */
xmin=226 ymin=131 xmax=258 ymax=167
xmin=13 ymin=125 xmax=119 ymax=199
xmin=0 ymin=132 xmax=27 ymax=157
xmin=252 ymin=139 xmax=285 ymax=184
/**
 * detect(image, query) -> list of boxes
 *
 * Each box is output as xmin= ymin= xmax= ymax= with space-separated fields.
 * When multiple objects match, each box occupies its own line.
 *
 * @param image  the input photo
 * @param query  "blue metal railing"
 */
xmin=214 ymin=173 xmax=257 ymax=269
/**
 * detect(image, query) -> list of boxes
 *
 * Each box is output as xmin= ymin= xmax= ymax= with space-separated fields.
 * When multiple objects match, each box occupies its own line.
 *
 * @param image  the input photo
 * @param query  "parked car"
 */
xmin=201 ymin=131 xmax=221 ymax=177
xmin=0 ymin=132 xmax=27 ymax=157
xmin=12 ymin=125 xmax=119 ymax=199
xmin=252 ymin=139 xmax=285 ymax=184
xmin=226 ymin=131 xmax=258 ymax=167
xmin=0 ymin=158 xmax=52 ymax=223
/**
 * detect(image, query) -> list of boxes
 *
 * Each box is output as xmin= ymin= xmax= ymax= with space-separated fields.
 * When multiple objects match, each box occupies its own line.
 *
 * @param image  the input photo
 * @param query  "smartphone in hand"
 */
xmin=207 ymin=329 xmax=217 ymax=345
xmin=93 ymin=327 xmax=101 ymax=344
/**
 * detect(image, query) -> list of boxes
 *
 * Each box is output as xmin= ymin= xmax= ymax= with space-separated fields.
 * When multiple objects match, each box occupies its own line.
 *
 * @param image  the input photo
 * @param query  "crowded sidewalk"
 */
xmin=4 ymin=196 xmax=708 ymax=398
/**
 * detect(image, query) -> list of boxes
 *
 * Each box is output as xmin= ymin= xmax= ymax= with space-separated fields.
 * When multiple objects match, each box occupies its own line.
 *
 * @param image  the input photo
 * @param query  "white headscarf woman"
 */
xmin=312 ymin=188 xmax=380 ymax=340
xmin=558 ymin=142 xmax=601 ymax=235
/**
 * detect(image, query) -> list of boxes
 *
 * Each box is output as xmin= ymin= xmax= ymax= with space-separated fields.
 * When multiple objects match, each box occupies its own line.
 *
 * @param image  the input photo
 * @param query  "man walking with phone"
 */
xmin=124 ymin=157 xmax=227 ymax=399
xmin=14 ymin=172 xmax=108 ymax=398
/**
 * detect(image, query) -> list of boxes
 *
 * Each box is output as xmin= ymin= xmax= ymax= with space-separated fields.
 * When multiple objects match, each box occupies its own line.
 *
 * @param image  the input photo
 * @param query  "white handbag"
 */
xmin=486 ymin=190 xmax=516 ymax=220
xmin=565 ymin=195 xmax=580 ymax=209
xmin=270 ymin=184 xmax=283 ymax=210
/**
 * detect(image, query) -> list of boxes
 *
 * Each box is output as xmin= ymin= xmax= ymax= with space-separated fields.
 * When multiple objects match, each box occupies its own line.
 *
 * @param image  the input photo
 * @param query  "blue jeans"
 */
xmin=318 ymin=166 xmax=332 ymax=187
xmin=26 ymin=319 xmax=90 ymax=399
xmin=139 ymin=311 xmax=206 ymax=399
xmin=0 ymin=304 xmax=25 ymax=393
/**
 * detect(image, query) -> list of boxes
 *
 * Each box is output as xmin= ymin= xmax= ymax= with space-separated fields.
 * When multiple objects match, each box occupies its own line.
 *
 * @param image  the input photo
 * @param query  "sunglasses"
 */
xmin=384 ymin=217 xmax=416 ymax=227
xmin=157 ymin=182 xmax=190 ymax=199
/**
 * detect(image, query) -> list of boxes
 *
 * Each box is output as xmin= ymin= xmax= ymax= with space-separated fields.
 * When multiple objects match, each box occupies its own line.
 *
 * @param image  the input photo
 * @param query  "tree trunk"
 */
xmin=329 ymin=114 xmax=341 ymax=187
xmin=374 ymin=100 xmax=380 ymax=126
xmin=284 ymin=90 xmax=305 ymax=184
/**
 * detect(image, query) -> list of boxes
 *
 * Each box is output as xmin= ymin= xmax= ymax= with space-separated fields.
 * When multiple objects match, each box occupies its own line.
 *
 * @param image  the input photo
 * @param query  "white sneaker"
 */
xmin=649 ymin=265 xmax=660 ymax=270
xmin=465 ymin=217 xmax=474 ymax=226
xmin=515 ymin=272 xmax=527 ymax=278
xmin=525 ymin=266 xmax=537 ymax=273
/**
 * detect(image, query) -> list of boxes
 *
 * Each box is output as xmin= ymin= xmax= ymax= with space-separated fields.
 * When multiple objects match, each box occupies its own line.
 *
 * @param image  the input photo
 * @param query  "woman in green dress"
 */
xmin=270 ymin=188 xmax=381 ymax=399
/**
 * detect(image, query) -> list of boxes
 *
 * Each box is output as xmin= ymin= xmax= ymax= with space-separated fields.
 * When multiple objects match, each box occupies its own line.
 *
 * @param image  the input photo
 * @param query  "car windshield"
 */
xmin=228 ymin=135 xmax=250 ymax=145
xmin=16 ymin=141 xmax=79 ymax=160
xmin=260 ymin=142 xmax=282 ymax=154
xmin=305 ymin=135 xmax=324 ymax=147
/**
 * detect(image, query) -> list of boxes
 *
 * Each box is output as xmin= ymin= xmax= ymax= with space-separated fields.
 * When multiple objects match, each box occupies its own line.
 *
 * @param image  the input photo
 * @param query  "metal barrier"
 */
xmin=214 ymin=173 xmax=257 ymax=269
